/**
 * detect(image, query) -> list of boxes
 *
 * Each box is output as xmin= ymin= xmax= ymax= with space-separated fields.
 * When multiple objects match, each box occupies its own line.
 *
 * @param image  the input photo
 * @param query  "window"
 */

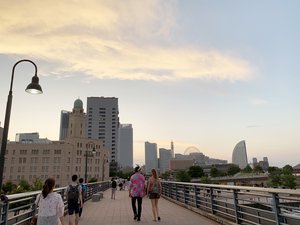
xmin=31 ymin=149 xmax=39 ymax=155
xmin=54 ymin=149 xmax=61 ymax=154
xmin=20 ymin=150 xmax=27 ymax=155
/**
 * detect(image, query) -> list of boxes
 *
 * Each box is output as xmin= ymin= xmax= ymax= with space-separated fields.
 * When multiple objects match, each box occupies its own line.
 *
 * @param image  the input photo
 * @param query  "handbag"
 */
xmin=30 ymin=194 xmax=41 ymax=225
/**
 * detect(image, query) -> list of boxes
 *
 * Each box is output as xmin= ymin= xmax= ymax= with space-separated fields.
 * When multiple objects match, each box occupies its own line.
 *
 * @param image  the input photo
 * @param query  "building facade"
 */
xmin=159 ymin=148 xmax=172 ymax=173
xmin=145 ymin=142 xmax=158 ymax=174
xmin=2 ymin=99 xmax=110 ymax=187
xmin=86 ymin=97 xmax=119 ymax=164
xmin=118 ymin=124 xmax=133 ymax=170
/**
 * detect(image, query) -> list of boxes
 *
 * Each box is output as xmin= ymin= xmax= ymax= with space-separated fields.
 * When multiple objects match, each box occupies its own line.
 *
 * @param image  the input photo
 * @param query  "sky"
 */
xmin=0 ymin=0 xmax=300 ymax=168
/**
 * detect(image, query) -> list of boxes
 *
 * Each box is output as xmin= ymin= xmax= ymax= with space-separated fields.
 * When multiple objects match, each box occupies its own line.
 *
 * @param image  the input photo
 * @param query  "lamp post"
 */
xmin=0 ymin=59 xmax=43 ymax=191
xmin=85 ymin=141 xmax=96 ymax=183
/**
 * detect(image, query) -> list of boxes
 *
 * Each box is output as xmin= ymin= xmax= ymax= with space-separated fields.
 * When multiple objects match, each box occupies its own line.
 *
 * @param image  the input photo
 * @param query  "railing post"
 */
xmin=272 ymin=193 xmax=283 ymax=225
xmin=194 ymin=185 xmax=198 ymax=208
xmin=175 ymin=183 xmax=178 ymax=201
xmin=184 ymin=185 xmax=187 ymax=204
xmin=210 ymin=187 xmax=215 ymax=214
xmin=233 ymin=189 xmax=240 ymax=224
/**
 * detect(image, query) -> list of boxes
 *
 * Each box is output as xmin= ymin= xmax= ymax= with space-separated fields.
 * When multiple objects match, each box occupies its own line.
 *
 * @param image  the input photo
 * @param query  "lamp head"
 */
xmin=25 ymin=75 xmax=43 ymax=94
xmin=92 ymin=147 xmax=96 ymax=154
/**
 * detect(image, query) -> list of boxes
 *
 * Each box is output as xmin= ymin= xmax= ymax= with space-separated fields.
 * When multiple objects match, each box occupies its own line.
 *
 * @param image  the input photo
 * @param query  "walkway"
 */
xmin=63 ymin=188 xmax=220 ymax=225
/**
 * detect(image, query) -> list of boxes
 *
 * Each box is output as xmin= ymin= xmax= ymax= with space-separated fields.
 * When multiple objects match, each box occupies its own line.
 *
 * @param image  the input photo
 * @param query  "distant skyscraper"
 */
xmin=253 ymin=157 xmax=258 ymax=164
xmin=59 ymin=110 xmax=70 ymax=141
xmin=145 ymin=142 xmax=158 ymax=174
xmin=171 ymin=141 xmax=174 ymax=158
xmin=86 ymin=97 xmax=119 ymax=163
xmin=159 ymin=148 xmax=172 ymax=173
xmin=232 ymin=140 xmax=248 ymax=169
xmin=118 ymin=124 xmax=133 ymax=169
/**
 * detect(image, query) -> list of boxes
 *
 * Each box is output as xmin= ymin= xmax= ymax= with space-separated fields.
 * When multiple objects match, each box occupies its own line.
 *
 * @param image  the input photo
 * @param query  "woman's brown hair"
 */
xmin=42 ymin=178 xmax=55 ymax=198
xmin=151 ymin=169 xmax=158 ymax=180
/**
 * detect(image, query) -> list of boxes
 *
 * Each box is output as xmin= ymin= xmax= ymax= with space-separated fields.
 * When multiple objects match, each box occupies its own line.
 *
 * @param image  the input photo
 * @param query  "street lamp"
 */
xmin=85 ymin=142 xmax=96 ymax=183
xmin=0 ymin=59 xmax=43 ymax=191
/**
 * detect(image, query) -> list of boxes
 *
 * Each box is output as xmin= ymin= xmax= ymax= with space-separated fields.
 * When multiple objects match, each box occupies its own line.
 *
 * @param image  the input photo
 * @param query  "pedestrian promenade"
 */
xmin=63 ymin=188 xmax=220 ymax=225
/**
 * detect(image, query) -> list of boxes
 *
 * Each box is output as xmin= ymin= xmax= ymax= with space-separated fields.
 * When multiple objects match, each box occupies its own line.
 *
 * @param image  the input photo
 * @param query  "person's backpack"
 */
xmin=151 ymin=181 xmax=159 ymax=194
xmin=112 ymin=180 xmax=117 ymax=188
xmin=68 ymin=185 xmax=79 ymax=203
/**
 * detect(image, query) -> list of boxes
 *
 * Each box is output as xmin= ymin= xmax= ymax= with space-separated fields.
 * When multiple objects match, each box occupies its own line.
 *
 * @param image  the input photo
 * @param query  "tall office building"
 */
xmin=159 ymin=148 xmax=172 ymax=173
xmin=118 ymin=124 xmax=133 ymax=169
xmin=86 ymin=97 xmax=119 ymax=163
xmin=59 ymin=110 xmax=70 ymax=141
xmin=171 ymin=141 xmax=174 ymax=158
xmin=232 ymin=140 xmax=248 ymax=169
xmin=145 ymin=142 xmax=158 ymax=174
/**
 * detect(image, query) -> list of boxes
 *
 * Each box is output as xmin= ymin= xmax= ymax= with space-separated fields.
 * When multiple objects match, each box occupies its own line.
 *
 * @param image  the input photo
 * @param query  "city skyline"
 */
xmin=1 ymin=1 xmax=300 ymax=168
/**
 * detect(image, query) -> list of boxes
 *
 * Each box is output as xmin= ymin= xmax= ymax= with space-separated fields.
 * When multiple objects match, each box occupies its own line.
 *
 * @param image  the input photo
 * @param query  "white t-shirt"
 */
xmin=35 ymin=192 xmax=64 ymax=225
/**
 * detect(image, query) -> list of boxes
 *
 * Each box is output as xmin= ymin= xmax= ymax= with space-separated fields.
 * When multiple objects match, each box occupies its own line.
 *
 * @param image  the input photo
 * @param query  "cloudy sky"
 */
xmin=0 ymin=0 xmax=299 ymax=167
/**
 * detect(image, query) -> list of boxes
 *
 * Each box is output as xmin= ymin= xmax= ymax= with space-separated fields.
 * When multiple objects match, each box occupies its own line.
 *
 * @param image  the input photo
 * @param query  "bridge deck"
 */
xmin=63 ymin=188 xmax=220 ymax=225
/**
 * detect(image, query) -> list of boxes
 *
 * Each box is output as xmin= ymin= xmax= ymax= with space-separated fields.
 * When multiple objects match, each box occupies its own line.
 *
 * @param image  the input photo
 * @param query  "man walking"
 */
xmin=78 ymin=178 xmax=87 ymax=218
xmin=129 ymin=166 xmax=145 ymax=221
xmin=66 ymin=175 xmax=83 ymax=225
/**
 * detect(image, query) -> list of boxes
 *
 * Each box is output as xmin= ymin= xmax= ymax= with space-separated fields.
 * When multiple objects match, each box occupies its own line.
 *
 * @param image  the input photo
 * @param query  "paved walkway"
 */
xmin=63 ymin=189 xmax=220 ymax=225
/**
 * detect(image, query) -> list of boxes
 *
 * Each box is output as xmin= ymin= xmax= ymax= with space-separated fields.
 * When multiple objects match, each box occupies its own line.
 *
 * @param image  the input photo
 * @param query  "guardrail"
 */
xmin=161 ymin=181 xmax=300 ymax=225
xmin=0 ymin=181 xmax=110 ymax=225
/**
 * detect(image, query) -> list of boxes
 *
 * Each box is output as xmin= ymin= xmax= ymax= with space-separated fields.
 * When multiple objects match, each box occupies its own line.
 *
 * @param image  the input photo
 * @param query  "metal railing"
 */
xmin=0 ymin=181 xmax=110 ymax=225
xmin=161 ymin=181 xmax=300 ymax=225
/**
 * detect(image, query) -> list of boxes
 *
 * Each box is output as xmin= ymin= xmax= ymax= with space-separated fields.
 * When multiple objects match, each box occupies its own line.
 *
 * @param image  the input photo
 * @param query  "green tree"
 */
xmin=175 ymin=170 xmax=191 ymax=182
xmin=282 ymin=173 xmax=297 ymax=189
xmin=31 ymin=178 xmax=44 ymax=191
xmin=227 ymin=164 xmax=241 ymax=176
xmin=161 ymin=171 xmax=171 ymax=180
xmin=210 ymin=167 xmax=220 ymax=178
xmin=188 ymin=166 xmax=204 ymax=178
xmin=253 ymin=165 xmax=264 ymax=173
xmin=268 ymin=167 xmax=282 ymax=187
xmin=2 ymin=181 xmax=16 ymax=194
xmin=242 ymin=165 xmax=253 ymax=173
xmin=282 ymin=165 xmax=293 ymax=174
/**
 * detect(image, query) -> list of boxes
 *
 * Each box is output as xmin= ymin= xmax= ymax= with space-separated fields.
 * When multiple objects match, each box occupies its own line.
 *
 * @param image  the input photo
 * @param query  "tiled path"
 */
xmin=63 ymin=189 xmax=220 ymax=225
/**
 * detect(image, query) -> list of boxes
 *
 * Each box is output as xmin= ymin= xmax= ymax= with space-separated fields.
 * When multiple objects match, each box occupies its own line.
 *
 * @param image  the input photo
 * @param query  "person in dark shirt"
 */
xmin=111 ymin=178 xmax=117 ymax=200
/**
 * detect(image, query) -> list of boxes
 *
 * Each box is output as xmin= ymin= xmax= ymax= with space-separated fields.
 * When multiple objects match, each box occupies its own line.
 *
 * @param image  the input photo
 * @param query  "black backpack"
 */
xmin=68 ymin=185 xmax=79 ymax=204
xmin=112 ymin=180 xmax=117 ymax=188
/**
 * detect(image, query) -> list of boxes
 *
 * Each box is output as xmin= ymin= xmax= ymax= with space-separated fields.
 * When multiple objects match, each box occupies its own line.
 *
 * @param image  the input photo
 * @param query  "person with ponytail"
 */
xmin=34 ymin=178 xmax=65 ymax=225
xmin=147 ymin=169 xmax=162 ymax=221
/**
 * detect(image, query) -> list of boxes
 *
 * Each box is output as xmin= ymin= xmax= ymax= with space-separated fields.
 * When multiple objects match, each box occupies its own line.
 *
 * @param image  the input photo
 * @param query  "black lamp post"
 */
xmin=0 ymin=59 xmax=43 ymax=191
xmin=85 ymin=142 xmax=96 ymax=183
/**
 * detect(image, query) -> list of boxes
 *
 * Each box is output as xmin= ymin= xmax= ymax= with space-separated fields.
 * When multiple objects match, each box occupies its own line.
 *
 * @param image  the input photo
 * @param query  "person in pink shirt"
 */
xmin=129 ymin=166 xmax=145 ymax=221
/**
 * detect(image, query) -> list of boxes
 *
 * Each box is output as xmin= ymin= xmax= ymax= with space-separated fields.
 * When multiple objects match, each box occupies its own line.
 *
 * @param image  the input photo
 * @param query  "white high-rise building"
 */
xmin=145 ymin=142 xmax=158 ymax=174
xmin=86 ymin=97 xmax=119 ymax=163
xmin=118 ymin=124 xmax=133 ymax=169
xmin=232 ymin=140 xmax=248 ymax=169
xmin=159 ymin=148 xmax=172 ymax=173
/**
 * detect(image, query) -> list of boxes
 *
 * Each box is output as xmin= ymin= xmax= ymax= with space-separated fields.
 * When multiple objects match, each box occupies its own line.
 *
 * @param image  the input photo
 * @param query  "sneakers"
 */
xmin=137 ymin=218 xmax=141 ymax=221
xmin=158 ymin=216 xmax=161 ymax=221
xmin=134 ymin=215 xmax=137 ymax=220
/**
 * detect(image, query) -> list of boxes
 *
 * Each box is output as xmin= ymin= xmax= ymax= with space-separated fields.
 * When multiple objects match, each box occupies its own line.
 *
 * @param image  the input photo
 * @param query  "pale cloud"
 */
xmin=251 ymin=98 xmax=269 ymax=106
xmin=0 ymin=0 xmax=253 ymax=82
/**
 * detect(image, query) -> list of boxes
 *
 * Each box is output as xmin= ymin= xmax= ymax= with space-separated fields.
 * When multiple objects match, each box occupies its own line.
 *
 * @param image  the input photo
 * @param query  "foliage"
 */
xmin=268 ymin=165 xmax=297 ymax=189
xmin=31 ymin=178 xmax=44 ymax=191
xmin=227 ymin=164 xmax=241 ymax=176
xmin=2 ymin=181 xmax=16 ymax=194
xmin=175 ymin=170 xmax=191 ymax=182
xmin=242 ymin=165 xmax=253 ymax=173
xmin=160 ymin=171 xmax=171 ymax=180
xmin=210 ymin=167 xmax=221 ymax=177
xmin=253 ymin=165 xmax=264 ymax=173
xmin=188 ymin=166 xmax=204 ymax=178
xmin=200 ymin=176 xmax=212 ymax=184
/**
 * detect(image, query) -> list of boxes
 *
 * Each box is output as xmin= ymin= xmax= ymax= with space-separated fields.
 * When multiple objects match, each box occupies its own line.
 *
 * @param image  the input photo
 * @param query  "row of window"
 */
xmin=8 ymin=149 xmax=61 ymax=155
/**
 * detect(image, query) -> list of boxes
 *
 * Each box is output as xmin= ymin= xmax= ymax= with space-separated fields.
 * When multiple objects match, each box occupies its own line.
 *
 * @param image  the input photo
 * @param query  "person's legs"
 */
xmin=75 ymin=213 xmax=79 ymax=225
xmin=137 ymin=197 xmax=143 ymax=220
xmin=131 ymin=197 xmax=137 ymax=219
xmin=68 ymin=204 xmax=75 ymax=225
xmin=150 ymin=199 xmax=156 ymax=220
xmin=155 ymin=198 xmax=160 ymax=220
